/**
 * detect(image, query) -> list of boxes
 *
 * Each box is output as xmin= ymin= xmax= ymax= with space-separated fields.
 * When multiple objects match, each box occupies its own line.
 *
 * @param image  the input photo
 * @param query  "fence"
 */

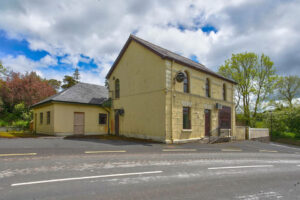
xmin=248 ymin=128 xmax=269 ymax=141
xmin=232 ymin=126 xmax=269 ymax=142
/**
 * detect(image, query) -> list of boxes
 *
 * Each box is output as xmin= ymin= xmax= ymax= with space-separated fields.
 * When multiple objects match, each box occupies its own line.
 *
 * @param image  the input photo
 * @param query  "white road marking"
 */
xmin=85 ymin=150 xmax=126 ymax=154
xmin=297 ymin=165 xmax=300 ymax=167
xmin=208 ymin=165 xmax=273 ymax=170
xmin=162 ymin=149 xmax=197 ymax=152
xmin=259 ymin=150 xmax=278 ymax=153
xmin=11 ymin=170 xmax=163 ymax=186
xmin=221 ymin=149 xmax=242 ymax=152
xmin=270 ymin=143 xmax=300 ymax=151
xmin=0 ymin=153 xmax=37 ymax=157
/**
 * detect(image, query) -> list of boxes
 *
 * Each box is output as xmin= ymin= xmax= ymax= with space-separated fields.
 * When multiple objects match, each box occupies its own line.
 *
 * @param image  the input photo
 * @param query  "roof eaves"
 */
xmin=31 ymin=100 xmax=105 ymax=109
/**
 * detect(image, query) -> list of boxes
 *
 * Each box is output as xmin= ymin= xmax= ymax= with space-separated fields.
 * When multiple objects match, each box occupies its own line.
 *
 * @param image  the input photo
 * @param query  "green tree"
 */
xmin=218 ymin=52 xmax=277 ymax=126
xmin=277 ymin=75 xmax=300 ymax=107
xmin=61 ymin=75 xmax=77 ymax=89
xmin=0 ymin=61 xmax=7 ymax=78
xmin=73 ymin=68 xmax=80 ymax=81
xmin=47 ymin=79 xmax=61 ymax=91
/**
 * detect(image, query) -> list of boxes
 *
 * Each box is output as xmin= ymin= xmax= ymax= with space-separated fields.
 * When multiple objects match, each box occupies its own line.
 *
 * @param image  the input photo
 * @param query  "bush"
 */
xmin=12 ymin=120 xmax=29 ymax=130
xmin=0 ymin=120 xmax=9 ymax=127
xmin=263 ymin=106 xmax=300 ymax=140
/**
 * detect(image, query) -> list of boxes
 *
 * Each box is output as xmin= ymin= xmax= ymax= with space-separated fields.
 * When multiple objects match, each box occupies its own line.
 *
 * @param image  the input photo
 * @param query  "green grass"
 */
xmin=0 ymin=131 xmax=37 ymax=138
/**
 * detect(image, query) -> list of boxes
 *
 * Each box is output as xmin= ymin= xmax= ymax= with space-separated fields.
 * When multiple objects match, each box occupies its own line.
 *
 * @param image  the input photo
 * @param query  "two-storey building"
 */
xmin=106 ymin=35 xmax=237 ymax=143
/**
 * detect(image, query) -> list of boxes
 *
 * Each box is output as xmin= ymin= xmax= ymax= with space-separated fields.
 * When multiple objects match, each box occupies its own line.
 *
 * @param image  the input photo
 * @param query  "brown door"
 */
xmin=219 ymin=106 xmax=231 ymax=129
xmin=114 ymin=111 xmax=119 ymax=136
xmin=34 ymin=113 xmax=37 ymax=133
xmin=74 ymin=112 xmax=85 ymax=135
xmin=205 ymin=109 xmax=211 ymax=137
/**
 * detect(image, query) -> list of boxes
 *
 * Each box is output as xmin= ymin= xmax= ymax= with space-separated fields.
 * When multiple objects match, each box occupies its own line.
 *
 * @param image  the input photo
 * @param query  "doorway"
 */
xmin=74 ymin=112 xmax=85 ymax=135
xmin=204 ymin=109 xmax=211 ymax=137
xmin=114 ymin=111 xmax=119 ymax=136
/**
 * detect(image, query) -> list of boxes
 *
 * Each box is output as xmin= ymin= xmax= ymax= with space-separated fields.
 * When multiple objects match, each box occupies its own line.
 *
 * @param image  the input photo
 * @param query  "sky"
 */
xmin=0 ymin=0 xmax=299 ymax=85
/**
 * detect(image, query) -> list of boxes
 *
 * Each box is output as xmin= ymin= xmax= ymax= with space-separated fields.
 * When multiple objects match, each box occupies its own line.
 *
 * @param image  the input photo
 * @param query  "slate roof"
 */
xmin=106 ymin=34 xmax=237 ymax=84
xmin=31 ymin=82 xmax=108 ymax=108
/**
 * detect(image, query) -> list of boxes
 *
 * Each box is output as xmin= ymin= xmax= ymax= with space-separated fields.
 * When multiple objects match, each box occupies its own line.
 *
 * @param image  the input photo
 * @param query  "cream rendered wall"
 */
xmin=53 ymin=103 xmax=108 ymax=136
xmin=33 ymin=103 xmax=55 ymax=135
xmin=108 ymin=40 xmax=166 ymax=142
xmin=165 ymin=61 xmax=236 ymax=143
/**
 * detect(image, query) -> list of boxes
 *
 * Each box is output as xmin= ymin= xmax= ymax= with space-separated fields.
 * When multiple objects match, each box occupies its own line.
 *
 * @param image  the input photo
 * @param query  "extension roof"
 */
xmin=106 ymin=34 xmax=237 ymax=84
xmin=31 ymin=82 xmax=108 ymax=108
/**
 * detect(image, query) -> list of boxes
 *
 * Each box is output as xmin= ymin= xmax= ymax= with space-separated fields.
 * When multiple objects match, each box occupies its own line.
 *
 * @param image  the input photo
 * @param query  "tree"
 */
xmin=277 ymin=75 xmax=300 ymax=107
xmin=0 ymin=61 xmax=7 ymax=78
xmin=73 ymin=68 xmax=80 ymax=82
xmin=61 ymin=75 xmax=77 ymax=89
xmin=0 ymin=72 xmax=56 ymax=110
xmin=218 ymin=52 xmax=277 ymax=126
xmin=47 ymin=79 xmax=61 ymax=91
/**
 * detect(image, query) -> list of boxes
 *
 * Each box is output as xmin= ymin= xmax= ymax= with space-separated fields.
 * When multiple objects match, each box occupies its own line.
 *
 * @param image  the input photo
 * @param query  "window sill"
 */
xmin=182 ymin=129 xmax=192 ymax=133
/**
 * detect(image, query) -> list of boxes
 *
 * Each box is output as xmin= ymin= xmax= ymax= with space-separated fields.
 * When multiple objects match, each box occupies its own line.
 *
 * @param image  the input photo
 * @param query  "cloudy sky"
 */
xmin=0 ymin=0 xmax=299 ymax=85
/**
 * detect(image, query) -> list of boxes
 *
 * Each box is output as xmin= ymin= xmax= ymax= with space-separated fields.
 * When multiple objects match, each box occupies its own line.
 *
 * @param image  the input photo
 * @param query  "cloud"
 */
xmin=2 ymin=54 xmax=57 ymax=72
xmin=0 ymin=0 xmax=299 ymax=85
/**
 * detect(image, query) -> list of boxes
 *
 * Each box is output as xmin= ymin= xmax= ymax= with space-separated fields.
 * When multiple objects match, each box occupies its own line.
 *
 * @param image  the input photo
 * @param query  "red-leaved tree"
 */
xmin=0 ymin=72 xmax=56 ymax=110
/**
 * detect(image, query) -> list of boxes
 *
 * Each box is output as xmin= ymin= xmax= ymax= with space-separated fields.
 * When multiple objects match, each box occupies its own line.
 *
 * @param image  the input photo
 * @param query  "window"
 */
xmin=99 ymin=113 xmax=107 ymax=125
xmin=205 ymin=78 xmax=210 ymax=98
xmin=40 ymin=112 xmax=43 ymax=124
xmin=115 ymin=79 xmax=120 ymax=98
xmin=183 ymin=107 xmax=191 ymax=129
xmin=183 ymin=71 xmax=189 ymax=93
xmin=47 ymin=111 xmax=50 ymax=124
xmin=223 ymin=84 xmax=226 ymax=101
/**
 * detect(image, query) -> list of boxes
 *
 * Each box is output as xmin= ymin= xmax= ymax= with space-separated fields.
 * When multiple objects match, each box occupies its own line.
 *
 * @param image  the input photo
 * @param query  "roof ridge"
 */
xmin=107 ymin=34 xmax=237 ymax=84
xmin=130 ymin=34 xmax=208 ymax=68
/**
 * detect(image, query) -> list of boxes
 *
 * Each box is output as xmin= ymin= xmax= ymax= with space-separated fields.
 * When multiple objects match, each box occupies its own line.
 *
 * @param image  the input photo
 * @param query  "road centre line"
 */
xmin=11 ymin=170 xmax=163 ymax=187
xmin=221 ymin=149 xmax=242 ymax=152
xmin=162 ymin=149 xmax=197 ymax=152
xmin=85 ymin=150 xmax=126 ymax=154
xmin=0 ymin=153 xmax=37 ymax=157
xmin=259 ymin=150 xmax=278 ymax=153
xmin=208 ymin=165 xmax=273 ymax=170
xmin=270 ymin=143 xmax=300 ymax=151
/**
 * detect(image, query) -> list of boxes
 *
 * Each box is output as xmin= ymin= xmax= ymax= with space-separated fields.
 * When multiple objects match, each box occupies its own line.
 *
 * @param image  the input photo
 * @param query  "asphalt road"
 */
xmin=0 ymin=138 xmax=300 ymax=200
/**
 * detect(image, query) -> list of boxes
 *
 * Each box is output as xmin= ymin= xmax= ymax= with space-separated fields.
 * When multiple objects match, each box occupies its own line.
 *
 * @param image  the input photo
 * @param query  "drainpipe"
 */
xmin=170 ymin=59 xmax=175 ymax=143
xmin=101 ymin=106 xmax=110 ymax=135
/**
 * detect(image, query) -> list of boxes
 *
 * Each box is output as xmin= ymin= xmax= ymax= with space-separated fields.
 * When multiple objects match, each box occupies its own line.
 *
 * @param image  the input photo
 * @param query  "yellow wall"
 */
xmin=33 ymin=103 xmax=54 ymax=135
xmin=53 ymin=103 xmax=108 ymax=136
xmin=108 ymin=40 xmax=167 ymax=142
xmin=108 ymin=39 xmax=236 ymax=143
xmin=165 ymin=61 xmax=236 ymax=143
xmin=33 ymin=102 xmax=109 ymax=136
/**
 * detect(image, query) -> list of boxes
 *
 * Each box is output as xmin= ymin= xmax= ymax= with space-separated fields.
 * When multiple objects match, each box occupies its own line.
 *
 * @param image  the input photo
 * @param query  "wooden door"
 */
xmin=74 ymin=112 xmax=85 ymax=135
xmin=34 ymin=113 xmax=37 ymax=133
xmin=114 ymin=111 xmax=119 ymax=136
xmin=219 ymin=106 xmax=231 ymax=129
xmin=205 ymin=109 xmax=211 ymax=137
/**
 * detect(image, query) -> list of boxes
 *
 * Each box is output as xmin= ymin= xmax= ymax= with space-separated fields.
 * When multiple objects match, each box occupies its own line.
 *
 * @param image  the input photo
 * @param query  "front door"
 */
xmin=34 ymin=113 xmax=37 ymax=133
xmin=205 ymin=109 xmax=211 ymax=137
xmin=219 ymin=106 xmax=231 ymax=129
xmin=114 ymin=111 xmax=119 ymax=136
xmin=74 ymin=112 xmax=85 ymax=135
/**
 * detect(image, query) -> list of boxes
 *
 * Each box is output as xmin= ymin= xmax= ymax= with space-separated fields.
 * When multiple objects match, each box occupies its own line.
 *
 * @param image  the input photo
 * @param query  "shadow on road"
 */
xmin=63 ymin=134 xmax=160 ymax=147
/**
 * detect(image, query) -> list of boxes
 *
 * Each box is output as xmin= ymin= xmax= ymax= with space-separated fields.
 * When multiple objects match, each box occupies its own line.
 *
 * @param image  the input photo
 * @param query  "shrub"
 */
xmin=12 ymin=120 xmax=29 ymax=130
xmin=0 ymin=120 xmax=9 ymax=127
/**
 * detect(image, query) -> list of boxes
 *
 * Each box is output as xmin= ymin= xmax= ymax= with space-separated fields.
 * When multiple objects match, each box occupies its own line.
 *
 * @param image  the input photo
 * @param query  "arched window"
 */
xmin=223 ymin=84 xmax=226 ymax=101
xmin=183 ymin=71 xmax=189 ymax=93
xmin=115 ymin=79 xmax=120 ymax=98
xmin=205 ymin=78 xmax=210 ymax=98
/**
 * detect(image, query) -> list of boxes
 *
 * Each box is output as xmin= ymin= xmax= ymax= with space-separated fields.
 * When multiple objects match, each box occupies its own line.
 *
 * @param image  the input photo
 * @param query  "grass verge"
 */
xmin=0 ymin=131 xmax=37 ymax=138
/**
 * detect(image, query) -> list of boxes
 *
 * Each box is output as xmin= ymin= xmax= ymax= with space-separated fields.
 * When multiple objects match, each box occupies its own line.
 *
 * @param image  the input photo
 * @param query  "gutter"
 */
xmin=100 ymin=106 xmax=111 ymax=135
